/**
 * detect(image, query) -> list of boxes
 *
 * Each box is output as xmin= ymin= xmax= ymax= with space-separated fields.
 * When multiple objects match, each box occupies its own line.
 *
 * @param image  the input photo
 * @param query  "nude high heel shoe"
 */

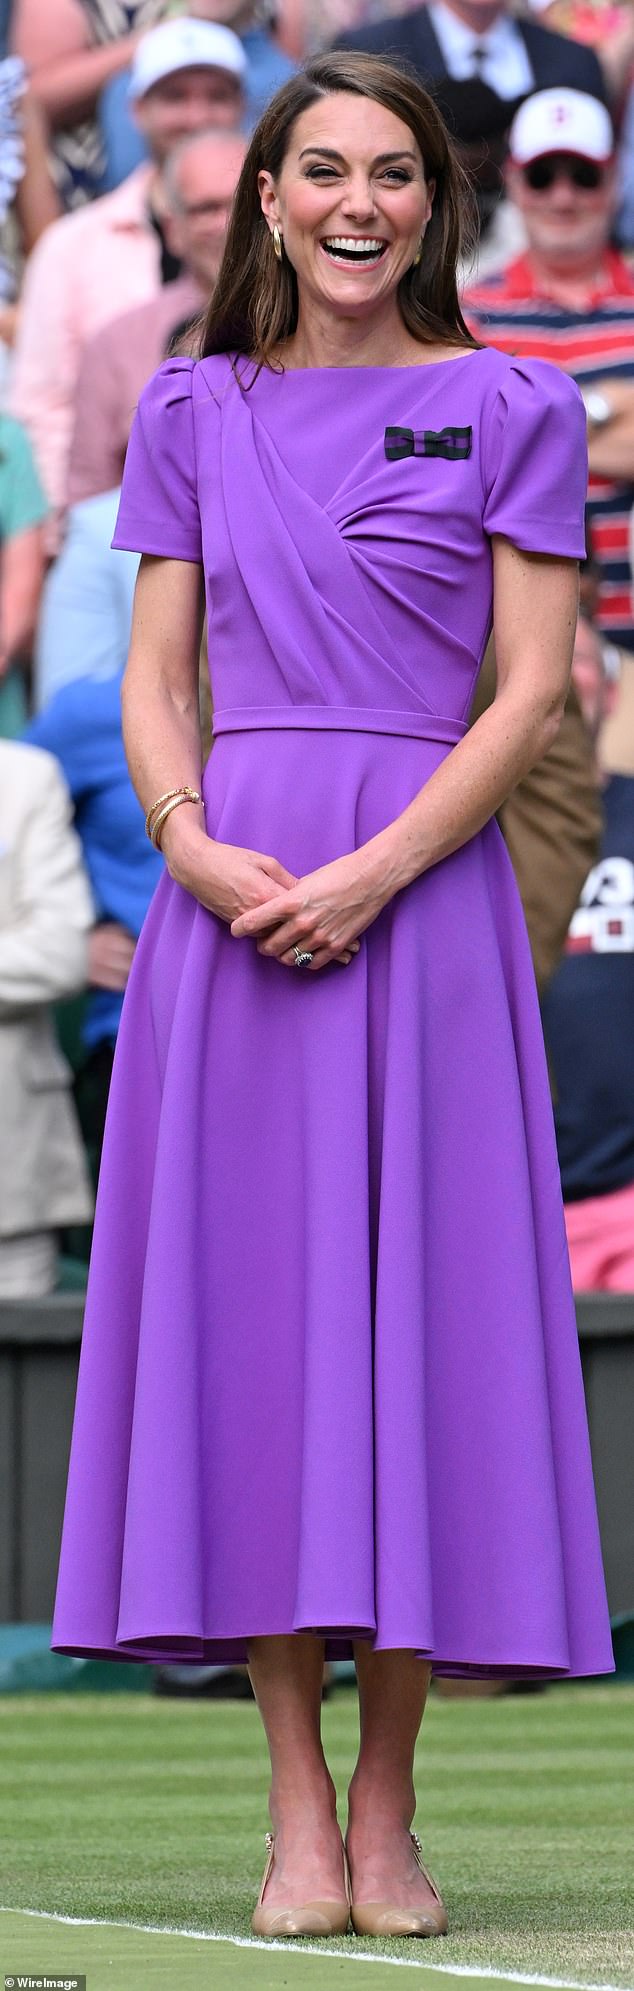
xmin=251 ymin=1828 xmax=352 ymax=1938
xmin=349 ymin=1829 xmax=448 ymax=1938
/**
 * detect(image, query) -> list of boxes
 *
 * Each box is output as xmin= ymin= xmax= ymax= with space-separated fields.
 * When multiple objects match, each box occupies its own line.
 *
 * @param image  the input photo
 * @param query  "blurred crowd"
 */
xmin=2 ymin=0 xmax=634 ymax=1308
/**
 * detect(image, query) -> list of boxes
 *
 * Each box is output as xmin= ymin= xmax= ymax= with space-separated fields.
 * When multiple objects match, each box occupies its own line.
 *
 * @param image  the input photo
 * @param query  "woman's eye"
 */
xmin=304 ymin=165 xmax=413 ymax=184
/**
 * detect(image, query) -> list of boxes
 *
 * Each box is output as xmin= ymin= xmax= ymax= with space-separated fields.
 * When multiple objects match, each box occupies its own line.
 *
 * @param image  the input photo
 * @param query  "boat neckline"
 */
xmin=255 ymin=351 xmax=484 ymax=374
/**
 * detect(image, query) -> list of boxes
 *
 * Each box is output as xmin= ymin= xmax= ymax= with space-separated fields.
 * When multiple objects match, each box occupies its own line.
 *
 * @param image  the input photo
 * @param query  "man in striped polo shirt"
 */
xmin=463 ymin=88 xmax=634 ymax=656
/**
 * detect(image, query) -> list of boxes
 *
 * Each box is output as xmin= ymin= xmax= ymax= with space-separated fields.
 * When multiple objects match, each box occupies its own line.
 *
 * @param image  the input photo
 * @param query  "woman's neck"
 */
xmin=281 ymin=303 xmax=438 ymax=370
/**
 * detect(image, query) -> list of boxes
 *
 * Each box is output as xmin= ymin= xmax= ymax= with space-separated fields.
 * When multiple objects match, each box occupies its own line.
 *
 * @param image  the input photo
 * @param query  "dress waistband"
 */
xmin=211 ymin=705 xmax=468 ymax=746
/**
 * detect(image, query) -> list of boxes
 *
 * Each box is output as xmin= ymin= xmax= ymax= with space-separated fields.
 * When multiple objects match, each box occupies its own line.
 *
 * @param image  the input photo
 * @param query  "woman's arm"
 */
xmin=11 ymin=0 xmax=139 ymax=127
xmin=120 ymin=553 xmax=207 ymax=851
xmin=230 ymin=540 xmax=580 ymax=968
xmin=120 ymin=554 xmax=304 ymax=923
xmin=469 ymin=633 xmax=603 ymax=994
xmin=373 ymin=538 xmax=580 ymax=896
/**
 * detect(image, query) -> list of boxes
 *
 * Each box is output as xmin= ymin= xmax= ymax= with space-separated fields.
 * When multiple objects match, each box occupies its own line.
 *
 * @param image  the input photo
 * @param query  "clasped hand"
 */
xmin=231 ymin=849 xmax=388 ymax=973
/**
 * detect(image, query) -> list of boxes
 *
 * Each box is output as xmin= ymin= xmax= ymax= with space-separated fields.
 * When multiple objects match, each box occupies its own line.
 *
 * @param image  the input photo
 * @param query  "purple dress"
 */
xmin=50 ymin=346 xmax=614 ymax=1677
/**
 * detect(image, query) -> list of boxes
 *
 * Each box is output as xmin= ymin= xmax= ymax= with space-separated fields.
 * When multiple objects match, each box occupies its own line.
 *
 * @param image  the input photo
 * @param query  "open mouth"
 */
xmin=320 ymin=236 xmax=389 ymax=267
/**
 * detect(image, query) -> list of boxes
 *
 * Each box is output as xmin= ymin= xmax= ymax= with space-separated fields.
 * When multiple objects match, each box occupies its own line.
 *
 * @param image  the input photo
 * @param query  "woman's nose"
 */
xmin=340 ymin=178 xmax=378 ymax=219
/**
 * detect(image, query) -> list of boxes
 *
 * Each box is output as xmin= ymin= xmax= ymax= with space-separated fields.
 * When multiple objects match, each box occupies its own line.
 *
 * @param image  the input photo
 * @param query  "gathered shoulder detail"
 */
xmin=481 ymin=350 xmax=588 ymax=560
xmin=111 ymin=356 xmax=203 ymax=563
xmin=136 ymin=353 xmax=197 ymax=414
xmin=505 ymin=351 xmax=585 ymax=416
xmin=194 ymin=352 xmax=236 ymax=408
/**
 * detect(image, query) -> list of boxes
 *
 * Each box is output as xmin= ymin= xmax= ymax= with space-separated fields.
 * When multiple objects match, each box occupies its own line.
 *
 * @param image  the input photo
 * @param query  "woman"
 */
xmin=50 ymin=50 xmax=614 ymax=1941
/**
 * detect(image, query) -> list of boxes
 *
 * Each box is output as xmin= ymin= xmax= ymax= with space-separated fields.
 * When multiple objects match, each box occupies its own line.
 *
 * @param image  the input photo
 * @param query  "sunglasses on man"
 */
xmin=521 ymin=153 xmax=607 ymax=192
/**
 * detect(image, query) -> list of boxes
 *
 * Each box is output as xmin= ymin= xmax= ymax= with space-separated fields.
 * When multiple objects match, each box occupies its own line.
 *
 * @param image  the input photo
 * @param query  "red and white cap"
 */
xmin=508 ymin=88 xmax=614 ymax=166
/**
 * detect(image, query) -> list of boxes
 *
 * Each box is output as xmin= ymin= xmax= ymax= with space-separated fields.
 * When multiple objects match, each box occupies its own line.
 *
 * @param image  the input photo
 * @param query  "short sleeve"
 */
xmin=111 ymin=356 xmax=202 ymax=563
xmin=482 ymin=356 xmax=588 ymax=558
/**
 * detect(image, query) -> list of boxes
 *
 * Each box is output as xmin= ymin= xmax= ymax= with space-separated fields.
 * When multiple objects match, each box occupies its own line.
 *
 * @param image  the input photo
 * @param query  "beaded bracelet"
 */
xmin=145 ymin=786 xmax=202 ymax=850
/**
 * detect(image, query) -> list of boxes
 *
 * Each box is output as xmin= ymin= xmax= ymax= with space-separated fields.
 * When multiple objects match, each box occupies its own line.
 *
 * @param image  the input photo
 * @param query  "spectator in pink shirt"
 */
xmin=9 ymin=17 xmax=246 ymax=539
xmin=67 ymin=125 xmax=246 ymax=508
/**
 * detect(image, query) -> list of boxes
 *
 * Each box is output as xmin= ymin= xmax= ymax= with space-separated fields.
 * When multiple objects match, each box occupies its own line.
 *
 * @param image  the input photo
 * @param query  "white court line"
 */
xmin=1 ymin=1904 xmax=631 ymax=1991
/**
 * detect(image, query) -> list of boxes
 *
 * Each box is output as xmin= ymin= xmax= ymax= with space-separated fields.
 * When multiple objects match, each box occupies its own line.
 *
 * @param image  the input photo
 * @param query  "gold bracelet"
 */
xmin=145 ymin=785 xmax=201 ymax=845
xmin=148 ymin=788 xmax=202 ymax=850
xmin=149 ymin=789 xmax=202 ymax=850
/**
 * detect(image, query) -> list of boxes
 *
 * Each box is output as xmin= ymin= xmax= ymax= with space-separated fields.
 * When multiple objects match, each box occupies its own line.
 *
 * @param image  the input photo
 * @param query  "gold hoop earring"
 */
xmin=413 ymin=237 xmax=424 ymax=267
xmin=272 ymin=224 xmax=283 ymax=262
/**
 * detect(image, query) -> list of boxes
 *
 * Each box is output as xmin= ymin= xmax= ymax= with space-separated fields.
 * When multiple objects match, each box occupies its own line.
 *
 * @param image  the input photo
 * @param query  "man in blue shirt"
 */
xmin=34 ymin=488 xmax=138 ymax=710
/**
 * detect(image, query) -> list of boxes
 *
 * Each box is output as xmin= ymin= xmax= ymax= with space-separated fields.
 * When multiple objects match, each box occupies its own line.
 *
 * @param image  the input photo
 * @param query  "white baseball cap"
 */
xmin=129 ymin=18 xmax=247 ymax=102
xmin=509 ymin=88 xmax=614 ymax=166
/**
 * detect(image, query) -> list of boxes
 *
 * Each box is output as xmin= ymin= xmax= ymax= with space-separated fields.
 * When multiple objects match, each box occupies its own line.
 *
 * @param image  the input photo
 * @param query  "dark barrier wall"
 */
xmin=0 ymin=1294 xmax=632 ymax=1623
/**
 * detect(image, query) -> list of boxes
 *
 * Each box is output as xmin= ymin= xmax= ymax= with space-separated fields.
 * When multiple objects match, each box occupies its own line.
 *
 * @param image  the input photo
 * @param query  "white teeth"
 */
xmin=323 ymin=236 xmax=385 ymax=252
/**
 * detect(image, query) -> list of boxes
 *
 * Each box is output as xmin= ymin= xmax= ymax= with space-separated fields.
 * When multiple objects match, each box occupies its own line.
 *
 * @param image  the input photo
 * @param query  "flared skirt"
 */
xmin=50 ymin=726 xmax=614 ymax=1677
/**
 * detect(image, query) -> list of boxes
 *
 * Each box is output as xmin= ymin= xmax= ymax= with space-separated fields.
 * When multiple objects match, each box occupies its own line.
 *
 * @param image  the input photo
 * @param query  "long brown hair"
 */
xmin=197 ymin=49 xmax=481 ymax=371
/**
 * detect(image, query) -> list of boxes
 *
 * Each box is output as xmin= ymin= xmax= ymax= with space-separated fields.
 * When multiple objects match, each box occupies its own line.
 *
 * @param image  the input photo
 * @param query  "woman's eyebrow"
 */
xmin=298 ymin=146 xmax=343 ymax=161
xmin=298 ymin=146 xmax=418 ymax=164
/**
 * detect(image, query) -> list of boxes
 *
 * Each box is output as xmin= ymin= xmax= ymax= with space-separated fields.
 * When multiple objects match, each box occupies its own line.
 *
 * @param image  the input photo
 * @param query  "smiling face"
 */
xmin=257 ymin=92 xmax=435 ymax=327
xmin=506 ymin=152 xmax=616 ymax=268
xmin=134 ymin=66 xmax=244 ymax=166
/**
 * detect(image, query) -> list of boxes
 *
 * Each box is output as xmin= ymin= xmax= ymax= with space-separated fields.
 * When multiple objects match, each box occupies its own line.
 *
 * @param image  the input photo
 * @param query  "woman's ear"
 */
xmin=258 ymin=169 xmax=279 ymax=227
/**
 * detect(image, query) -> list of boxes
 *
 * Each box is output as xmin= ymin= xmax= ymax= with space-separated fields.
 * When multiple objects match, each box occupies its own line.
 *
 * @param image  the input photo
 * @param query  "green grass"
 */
xmin=0 ymin=1683 xmax=632 ymax=1990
